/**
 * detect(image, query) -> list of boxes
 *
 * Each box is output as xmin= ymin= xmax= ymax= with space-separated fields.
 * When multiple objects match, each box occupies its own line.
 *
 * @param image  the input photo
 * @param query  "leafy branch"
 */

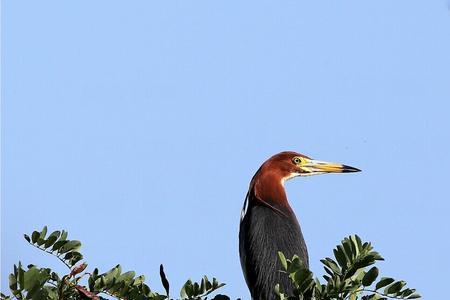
xmin=275 ymin=235 xmax=421 ymax=300
xmin=23 ymin=227 xmax=81 ymax=269
xmin=2 ymin=227 xmax=228 ymax=300
xmin=1 ymin=227 xmax=420 ymax=300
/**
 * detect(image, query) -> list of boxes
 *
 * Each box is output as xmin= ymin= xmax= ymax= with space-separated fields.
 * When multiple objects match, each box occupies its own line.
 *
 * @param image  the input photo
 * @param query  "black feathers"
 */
xmin=239 ymin=199 xmax=308 ymax=300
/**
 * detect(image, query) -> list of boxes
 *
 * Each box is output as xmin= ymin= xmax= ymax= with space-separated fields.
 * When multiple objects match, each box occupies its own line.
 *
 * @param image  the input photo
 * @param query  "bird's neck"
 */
xmin=250 ymin=171 xmax=294 ymax=216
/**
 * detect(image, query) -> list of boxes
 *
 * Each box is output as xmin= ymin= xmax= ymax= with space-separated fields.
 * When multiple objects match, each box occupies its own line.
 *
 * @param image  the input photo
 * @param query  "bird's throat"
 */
xmin=251 ymin=172 xmax=294 ymax=216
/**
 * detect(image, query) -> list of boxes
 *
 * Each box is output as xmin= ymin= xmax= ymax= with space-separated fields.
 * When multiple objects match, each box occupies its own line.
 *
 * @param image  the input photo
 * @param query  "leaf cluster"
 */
xmin=87 ymin=264 xmax=165 ymax=300
xmin=2 ymin=227 xmax=229 ymax=300
xmin=180 ymin=276 xmax=226 ymax=300
xmin=6 ymin=262 xmax=60 ymax=300
xmin=1 ymin=227 xmax=420 ymax=300
xmin=24 ymin=227 xmax=83 ymax=268
xmin=276 ymin=235 xmax=420 ymax=300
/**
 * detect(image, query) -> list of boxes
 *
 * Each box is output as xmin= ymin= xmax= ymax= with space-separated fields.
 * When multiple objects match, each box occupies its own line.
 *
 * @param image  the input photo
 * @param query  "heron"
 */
xmin=239 ymin=151 xmax=360 ymax=300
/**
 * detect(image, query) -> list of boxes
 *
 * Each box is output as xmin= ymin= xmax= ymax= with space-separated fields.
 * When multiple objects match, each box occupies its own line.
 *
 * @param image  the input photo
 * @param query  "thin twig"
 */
xmin=26 ymin=241 xmax=71 ymax=269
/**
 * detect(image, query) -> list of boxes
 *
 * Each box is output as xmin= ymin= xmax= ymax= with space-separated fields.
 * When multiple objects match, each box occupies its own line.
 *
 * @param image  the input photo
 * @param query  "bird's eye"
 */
xmin=292 ymin=157 xmax=302 ymax=164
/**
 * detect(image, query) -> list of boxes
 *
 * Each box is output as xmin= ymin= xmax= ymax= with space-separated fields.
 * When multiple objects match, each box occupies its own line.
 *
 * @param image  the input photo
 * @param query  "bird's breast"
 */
xmin=239 ymin=203 xmax=309 ymax=300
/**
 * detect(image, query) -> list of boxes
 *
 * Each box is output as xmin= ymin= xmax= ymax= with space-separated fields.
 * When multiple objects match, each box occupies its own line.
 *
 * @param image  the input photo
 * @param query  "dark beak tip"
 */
xmin=342 ymin=165 xmax=362 ymax=173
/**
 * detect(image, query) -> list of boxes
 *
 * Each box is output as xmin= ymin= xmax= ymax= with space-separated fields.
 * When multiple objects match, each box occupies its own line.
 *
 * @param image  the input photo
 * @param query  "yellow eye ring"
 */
xmin=292 ymin=157 xmax=302 ymax=165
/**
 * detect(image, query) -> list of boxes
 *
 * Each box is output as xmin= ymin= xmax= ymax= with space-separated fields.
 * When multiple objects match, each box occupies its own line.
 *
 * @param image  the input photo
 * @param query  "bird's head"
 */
xmin=258 ymin=151 xmax=361 ymax=184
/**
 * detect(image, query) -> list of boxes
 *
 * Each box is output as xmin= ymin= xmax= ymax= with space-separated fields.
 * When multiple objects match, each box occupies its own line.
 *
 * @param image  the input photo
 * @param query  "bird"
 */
xmin=239 ymin=151 xmax=360 ymax=300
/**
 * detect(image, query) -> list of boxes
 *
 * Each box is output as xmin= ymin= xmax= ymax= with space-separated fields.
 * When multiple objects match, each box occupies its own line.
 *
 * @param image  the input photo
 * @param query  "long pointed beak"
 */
xmin=300 ymin=159 xmax=361 ymax=175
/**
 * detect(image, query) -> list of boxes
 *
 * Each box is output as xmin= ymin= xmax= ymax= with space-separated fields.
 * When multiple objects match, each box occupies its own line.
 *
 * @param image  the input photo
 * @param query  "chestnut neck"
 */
xmin=249 ymin=169 xmax=294 ymax=216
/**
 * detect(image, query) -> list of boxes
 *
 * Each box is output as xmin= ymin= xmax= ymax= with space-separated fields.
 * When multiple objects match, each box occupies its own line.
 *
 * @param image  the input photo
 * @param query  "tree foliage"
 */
xmin=2 ymin=227 xmax=227 ymax=300
xmin=1 ymin=227 xmax=420 ymax=300
xmin=275 ymin=236 xmax=420 ymax=300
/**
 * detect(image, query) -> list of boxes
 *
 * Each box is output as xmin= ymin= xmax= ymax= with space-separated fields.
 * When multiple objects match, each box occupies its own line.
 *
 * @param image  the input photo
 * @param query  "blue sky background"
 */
xmin=2 ymin=1 xmax=450 ymax=299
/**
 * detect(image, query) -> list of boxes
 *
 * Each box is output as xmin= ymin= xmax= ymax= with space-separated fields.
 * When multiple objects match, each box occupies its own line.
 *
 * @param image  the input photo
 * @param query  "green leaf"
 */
xmin=212 ymin=277 xmax=219 ymax=289
xmin=193 ymin=282 xmax=200 ymax=296
xmin=293 ymin=268 xmax=313 ymax=292
xmin=200 ymin=277 xmax=205 ymax=294
xmin=23 ymin=235 xmax=31 ymax=243
xmin=88 ymin=276 xmax=95 ymax=292
xmin=278 ymin=252 xmax=288 ymax=270
xmin=367 ymin=250 xmax=384 ymax=262
xmin=159 ymin=264 xmax=170 ymax=297
xmin=31 ymin=231 xmax=40 ymax=244
xmin=334 ymin=246 xmax=348 ymax=269
xmin=321 ymin=258 xmax=341 ymax=275
xmin=44 ymin=231 xmax=61 ymax=248
xmin=350 ymin=268 xmax=366 ymax=283
xmin=100 ymin=276 xmax=107 ymax=288
xmin=23 ymin=267 xmax=49 ymax=291
xmin=400 ymin=288 xmax=415 ymax=298
xmin=18 ymin=263 xmax=25 ymax=290
xmin=362 ymin=267 xmax=379 ymax=286
xmin=24 ymin=268 xmax=38 ymax=290
xmin=350 ymin=235 xmax=360 ymax=257
xmin=354 ymin=235 xmax=363 ymax=250
xmin=52 ymin=240 xmax=67 ymax=252
xmin=343 ymin=238 xmax=354 ymax=261
xmin=58 ymin=240 xmax=81 ymax=254
xmin=180 ymin=279 xmax=192 ymax=299
xmin=133 ymin=275 xmax=145 ymax=286
xmin=94 ymin=277 xmax=104 ymax=291
xmin=375 ymin=277 xmax=395 ymax=290
xmin=39 ymin=226 xmax=48 ymax=240
xmin=43 ymin=236 xmax=58 ymax=249
xmin=36 ymin=238 xmax=46 ymax=247
xmin=66 ymin=251 xmax=83 ymax=266
xmin=323 ymin=265 xmax=334 ymax=277
xmin=384 ymin=280 xmax=406 ymax=295
xmin=103 ymin=265 xmax=121 ymax=288
xmin=8 ymin=273 xmax=18 ymax=292
xmin=118 ymin=271 xmax=135 ymax=283
xmin=59 ymin=230 xmax=68 ymax=241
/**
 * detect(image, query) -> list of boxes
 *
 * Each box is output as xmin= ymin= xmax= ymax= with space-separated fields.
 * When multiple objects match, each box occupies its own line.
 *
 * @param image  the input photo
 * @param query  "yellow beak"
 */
xmin=300 ymin=158 xmax=361 ymax=175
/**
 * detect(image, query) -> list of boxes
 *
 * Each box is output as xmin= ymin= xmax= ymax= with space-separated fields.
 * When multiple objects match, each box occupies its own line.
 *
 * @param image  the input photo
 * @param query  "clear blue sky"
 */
xmin=2 ymin=1 xmax=450 ymax=299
